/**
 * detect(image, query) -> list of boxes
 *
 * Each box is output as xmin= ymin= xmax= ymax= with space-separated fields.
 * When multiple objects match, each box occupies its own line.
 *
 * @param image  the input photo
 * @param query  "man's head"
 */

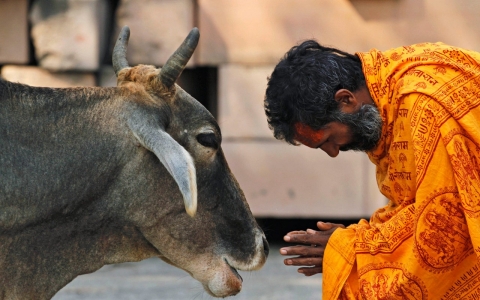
xmin=264 ymin=40 xmax=382 ymax=156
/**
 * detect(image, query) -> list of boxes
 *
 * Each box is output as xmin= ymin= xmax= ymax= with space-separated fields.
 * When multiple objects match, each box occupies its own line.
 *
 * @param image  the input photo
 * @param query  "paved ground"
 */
xmin=52 ymin=243 xmax=322 ymax=300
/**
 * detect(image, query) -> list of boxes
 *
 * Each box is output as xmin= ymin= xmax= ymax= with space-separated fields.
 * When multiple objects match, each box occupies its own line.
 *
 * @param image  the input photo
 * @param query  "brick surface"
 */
xmin=222 ymin=141 xmax=385 ymax=218
xmin=0 ymin=0 xmax=29 ymax=64
xmin=30 ymin=0 xmax=111 ymax=71
xmin=351 ymin=0 xmax=480 ymax=52
xmin=198 ymin=0 xmax=480 ymax=65
xmin=197 ymin=0 xmax=396 ymax=65
xmin=2 ymin=65 xmax=96 ymax=88
xmin=115 ymin=0 xmax=195 ymax=67
xmin=218 ymin=64 xmax=275 ymax=138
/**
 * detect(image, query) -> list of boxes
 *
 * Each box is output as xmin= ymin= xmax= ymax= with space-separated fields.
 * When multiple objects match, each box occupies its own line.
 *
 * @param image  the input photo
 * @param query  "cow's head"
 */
xmin=112 ymin=26 xmax=268 ymax=297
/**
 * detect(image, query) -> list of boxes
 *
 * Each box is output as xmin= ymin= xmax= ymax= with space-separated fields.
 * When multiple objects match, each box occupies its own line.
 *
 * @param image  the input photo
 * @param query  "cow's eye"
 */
xmin=196 ymin=133 xmax=219 ymax=149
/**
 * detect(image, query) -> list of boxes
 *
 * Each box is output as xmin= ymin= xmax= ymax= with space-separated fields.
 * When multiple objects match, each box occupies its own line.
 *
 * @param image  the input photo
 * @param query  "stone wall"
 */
xmin=2 ymin=0 xmax=479 ymax=218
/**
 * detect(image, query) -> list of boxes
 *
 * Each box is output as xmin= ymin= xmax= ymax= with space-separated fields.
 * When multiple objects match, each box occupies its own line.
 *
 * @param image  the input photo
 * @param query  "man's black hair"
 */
xmin=264 ymin=40 xmax=366 ymax=144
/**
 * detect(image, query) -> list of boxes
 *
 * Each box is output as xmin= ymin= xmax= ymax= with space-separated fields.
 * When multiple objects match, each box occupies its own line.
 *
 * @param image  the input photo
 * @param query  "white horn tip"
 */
xmin=186 ymin=205 xmax=197 ymax=218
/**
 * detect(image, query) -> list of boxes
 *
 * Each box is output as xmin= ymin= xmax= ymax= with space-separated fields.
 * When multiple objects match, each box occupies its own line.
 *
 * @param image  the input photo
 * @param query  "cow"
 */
xmin=0 ymin=26 xmax=269 ymax=299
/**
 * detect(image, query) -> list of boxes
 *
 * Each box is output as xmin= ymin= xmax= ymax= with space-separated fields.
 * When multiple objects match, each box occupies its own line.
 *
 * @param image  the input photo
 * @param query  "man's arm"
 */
xmin=280 ymin=221 xmax=345 ymax=276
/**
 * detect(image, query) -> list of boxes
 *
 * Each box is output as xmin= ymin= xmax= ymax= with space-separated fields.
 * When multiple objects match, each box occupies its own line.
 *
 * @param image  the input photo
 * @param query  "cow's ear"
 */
xmin=128 ymin=117 xmax=197 ymax=217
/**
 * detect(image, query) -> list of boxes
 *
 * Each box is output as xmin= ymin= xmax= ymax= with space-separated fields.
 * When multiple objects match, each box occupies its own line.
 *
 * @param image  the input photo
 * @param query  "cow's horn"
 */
xmin=113 ymin=26 xmax=131 ymax=76
xmin=159 ymin=27 xmax=200 ymax=88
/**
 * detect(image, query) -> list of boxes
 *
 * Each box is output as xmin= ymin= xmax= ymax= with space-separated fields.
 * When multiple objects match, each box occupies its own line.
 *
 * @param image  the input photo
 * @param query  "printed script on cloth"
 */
xmin=323 ymin=43 xmax=480 ymax=300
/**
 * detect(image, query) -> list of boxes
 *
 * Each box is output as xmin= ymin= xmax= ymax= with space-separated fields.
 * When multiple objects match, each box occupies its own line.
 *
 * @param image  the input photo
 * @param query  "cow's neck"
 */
xmin=0 ymin=79 xmax=126 ymax=232
xmin=0 ymin=219 xmax=157 ymax=299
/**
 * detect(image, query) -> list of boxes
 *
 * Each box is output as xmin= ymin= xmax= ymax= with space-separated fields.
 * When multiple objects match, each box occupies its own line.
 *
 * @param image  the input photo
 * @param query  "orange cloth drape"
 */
xmin=323 ymin=43 xmax=480 ymax=299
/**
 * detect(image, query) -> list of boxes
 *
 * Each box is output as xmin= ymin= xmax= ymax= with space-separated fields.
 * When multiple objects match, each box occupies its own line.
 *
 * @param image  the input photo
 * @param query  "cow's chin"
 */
xmin=159 ymin=242 xmax=266 ymax=297
xmin=198 ymin=234 xmax=267 ymax=297
xmin=202 ymin=259 xmax=243 ymax=297
xmin=194 ymin=244 xmax=267 ymax=297
xmin=159 ymin=255 xmax=244 ymax=297
xmin=156 ymin=231 xmax=267 ymax=297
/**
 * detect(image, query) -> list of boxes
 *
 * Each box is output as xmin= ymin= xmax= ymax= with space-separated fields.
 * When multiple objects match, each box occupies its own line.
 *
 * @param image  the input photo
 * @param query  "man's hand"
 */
xmin=280 ymin=221 xmax=345 ymax=276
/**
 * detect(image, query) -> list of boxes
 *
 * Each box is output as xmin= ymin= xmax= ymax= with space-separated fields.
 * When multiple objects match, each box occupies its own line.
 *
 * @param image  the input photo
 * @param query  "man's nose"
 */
xmin=320 ymin=144 xmax=340 ymax=157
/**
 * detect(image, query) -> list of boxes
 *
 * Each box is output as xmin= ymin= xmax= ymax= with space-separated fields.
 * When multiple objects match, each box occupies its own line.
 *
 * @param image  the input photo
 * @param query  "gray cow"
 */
xmin=0 ymin=26 xmax=269 ymax=299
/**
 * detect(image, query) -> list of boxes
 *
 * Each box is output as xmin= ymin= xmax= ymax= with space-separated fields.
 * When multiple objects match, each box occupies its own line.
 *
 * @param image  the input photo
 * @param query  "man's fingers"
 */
xmin=317 ymin=221 xmax=345 ymax=231
xmin=279 ymin=221 xmax=343 ymax=277
xmin=316 ymin=221 xmax=334 ymax=230
xmin=280 ymin=245 xmax=324 ymax=256
xmin=285 ymin=231 xmax=327 ymax=244
xmin=285 ymin=230 xmax=307 ymax=236
xmin=298 ymin=266 xmax=323 ymax=276
xmin=284 ymin=256 xmax=323 ymax=266
xmin=284 ymin=231 xmax=307 ymax=241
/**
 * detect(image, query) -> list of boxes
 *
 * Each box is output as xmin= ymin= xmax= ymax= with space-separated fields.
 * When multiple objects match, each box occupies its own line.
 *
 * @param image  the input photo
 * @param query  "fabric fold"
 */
xmin=323 ymin=227 xmax=357 ymax=299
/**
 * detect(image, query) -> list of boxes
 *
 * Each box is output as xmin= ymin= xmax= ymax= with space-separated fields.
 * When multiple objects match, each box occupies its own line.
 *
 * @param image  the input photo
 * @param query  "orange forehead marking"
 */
xmin=294 ymin=123 xmax=325 ymax=148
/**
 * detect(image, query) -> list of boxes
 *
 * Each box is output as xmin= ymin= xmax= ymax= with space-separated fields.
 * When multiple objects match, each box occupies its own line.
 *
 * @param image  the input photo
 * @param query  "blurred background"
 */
xmin=2 ymin=0 xmax=480 ymax=298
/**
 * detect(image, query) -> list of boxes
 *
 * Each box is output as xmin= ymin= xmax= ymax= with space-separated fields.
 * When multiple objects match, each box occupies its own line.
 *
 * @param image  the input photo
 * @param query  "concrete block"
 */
xmin=351 ymin=0 xmax=480 ymax=52
xmin=197 ymin=0 xmax=397 ymax=65
xmin=222 ymin=141 xmax=386 ymax=218
xmin=30 ymin=0 xmax=111 ymax=71
xmin=0 ymin=0 xmax=29 ymax=64
xmin=115 ymin=0 xmax=195 ymax=67
xmin=1 ymin=66 xmax=96 ymax=88
xmin=218 ymin=64 xmax=275 ymax=138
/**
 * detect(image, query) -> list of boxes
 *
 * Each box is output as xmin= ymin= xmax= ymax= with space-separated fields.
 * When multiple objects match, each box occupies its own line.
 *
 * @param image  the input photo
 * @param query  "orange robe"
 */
xmin=323 ymin=43 xmax=480 ymax=299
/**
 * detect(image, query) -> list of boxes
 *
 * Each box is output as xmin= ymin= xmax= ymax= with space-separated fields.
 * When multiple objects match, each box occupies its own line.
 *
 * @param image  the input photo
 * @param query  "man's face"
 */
xmin=294 ymin=121 xmax=354 ymax=157
xmin=294 ymin=104 xmax=382 ymax=157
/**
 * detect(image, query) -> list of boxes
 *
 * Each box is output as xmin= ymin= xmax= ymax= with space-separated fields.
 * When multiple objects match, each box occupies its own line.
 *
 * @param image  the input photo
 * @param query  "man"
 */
xmin=264 ymin=40 xmax=480 ymax=299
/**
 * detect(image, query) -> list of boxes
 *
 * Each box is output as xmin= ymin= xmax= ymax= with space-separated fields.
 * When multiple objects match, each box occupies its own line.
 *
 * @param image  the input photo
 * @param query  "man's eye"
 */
xmin=317 ymin=138 xmax=329 ymax=149
xmin=196 ymin=133 xmax=219 ymax=149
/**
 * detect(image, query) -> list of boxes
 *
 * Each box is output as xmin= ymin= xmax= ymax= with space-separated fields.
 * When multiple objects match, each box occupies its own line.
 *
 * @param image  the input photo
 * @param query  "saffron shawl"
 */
xmin=323 ymin=43 xmax=480 ymax=299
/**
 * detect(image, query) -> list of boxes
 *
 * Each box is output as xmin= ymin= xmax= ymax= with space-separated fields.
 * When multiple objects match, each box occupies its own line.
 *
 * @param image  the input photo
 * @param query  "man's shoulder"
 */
xmin=380 ymin=42 xmax=449 ymax=55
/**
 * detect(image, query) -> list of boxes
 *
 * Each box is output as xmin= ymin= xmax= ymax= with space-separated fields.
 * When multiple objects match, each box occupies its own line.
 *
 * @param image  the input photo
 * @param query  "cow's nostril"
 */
xmin=262 ymin=236 xmax=270 ymax=258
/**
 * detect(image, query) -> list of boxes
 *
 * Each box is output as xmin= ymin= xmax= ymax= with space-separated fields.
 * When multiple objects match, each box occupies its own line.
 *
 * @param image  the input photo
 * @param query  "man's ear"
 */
xmin=334 ymin=89 xmax=360 ymax=114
